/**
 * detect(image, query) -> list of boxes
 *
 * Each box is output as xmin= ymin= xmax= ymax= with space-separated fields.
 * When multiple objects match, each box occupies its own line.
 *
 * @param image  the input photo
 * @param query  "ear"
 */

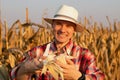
xmin=71 ymin=32 xmax=76 ymax=40
xmin=73 ymin=32 xmax=76 ymax=35
xmin=73 ymin=24 xmax=77 ymax=31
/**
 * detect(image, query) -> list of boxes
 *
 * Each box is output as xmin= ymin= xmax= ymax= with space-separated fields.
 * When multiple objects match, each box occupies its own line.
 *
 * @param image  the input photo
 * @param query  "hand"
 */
xmin=55 ymin=58 xmax=82 ymax=80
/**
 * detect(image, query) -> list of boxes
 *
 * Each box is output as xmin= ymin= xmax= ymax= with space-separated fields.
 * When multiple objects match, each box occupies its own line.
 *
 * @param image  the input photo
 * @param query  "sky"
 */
xmin=1 ymin=0 xmax=120 ymax=27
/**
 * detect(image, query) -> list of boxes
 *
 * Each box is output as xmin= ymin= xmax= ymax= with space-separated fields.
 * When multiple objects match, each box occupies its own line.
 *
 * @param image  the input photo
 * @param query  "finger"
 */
xmin=41 ymin=56 xmax=47 ymax=60
xmin=38 ymin=56 xmax=47 ymax=62
xmin=55 ymin=59 xmax=62 ymax=65
xmin=66 ymin=56 xmax=75 ymax=59
xmin=55 ymin=60 xmax=67 ymax=68
xmin=35 ymin=70 xmax=42 ymax=74
xmin=65 ymin=58 xmax=74 ymax=65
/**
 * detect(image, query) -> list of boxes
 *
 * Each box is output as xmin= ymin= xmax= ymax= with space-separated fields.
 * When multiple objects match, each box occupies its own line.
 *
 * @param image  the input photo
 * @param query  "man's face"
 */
xmin=53 ymin=20 xmax=75 ymax=43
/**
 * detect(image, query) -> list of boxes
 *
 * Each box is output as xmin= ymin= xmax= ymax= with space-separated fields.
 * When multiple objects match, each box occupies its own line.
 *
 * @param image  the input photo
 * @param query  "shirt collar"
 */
xmin=51 ymin=39 xmax=74 ymax=55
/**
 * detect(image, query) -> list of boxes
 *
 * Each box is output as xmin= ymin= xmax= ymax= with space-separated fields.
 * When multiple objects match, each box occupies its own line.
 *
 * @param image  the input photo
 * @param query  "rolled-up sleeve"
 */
xmin=79 ymin=49 xmax=105 ymax=80
xmin=10 ymin=65 xmax=21 ymax=80
xmin=10 ymin=46 xmax=44 ymax=80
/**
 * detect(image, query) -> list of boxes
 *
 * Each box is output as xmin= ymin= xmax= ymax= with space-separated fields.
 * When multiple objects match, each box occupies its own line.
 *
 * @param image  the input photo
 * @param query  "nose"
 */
xmin=60 ymin=25 xmax=67 ymax=32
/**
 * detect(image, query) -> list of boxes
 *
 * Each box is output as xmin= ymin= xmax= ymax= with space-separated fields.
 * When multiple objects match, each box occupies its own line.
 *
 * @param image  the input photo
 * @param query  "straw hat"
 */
xmin=44 ymin=5 xmax=83 ymax=32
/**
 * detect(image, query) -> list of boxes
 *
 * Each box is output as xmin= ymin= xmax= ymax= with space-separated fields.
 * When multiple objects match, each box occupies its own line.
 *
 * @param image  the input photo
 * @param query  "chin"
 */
xmin=56 ymin=39 xmax=69 ymax=43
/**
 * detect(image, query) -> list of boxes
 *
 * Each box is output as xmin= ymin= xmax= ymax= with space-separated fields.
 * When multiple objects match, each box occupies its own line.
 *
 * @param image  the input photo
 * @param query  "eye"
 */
xmin=66 ymin=24 xmax=72 ymax=27
xmin=55 ymin=22 xmax=61 ymax=25
xmin=66 ymin=24 xmax=74 ymax=29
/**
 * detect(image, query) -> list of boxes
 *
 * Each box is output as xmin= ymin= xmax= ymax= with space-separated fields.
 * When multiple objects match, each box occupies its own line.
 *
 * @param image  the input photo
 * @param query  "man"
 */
xmin=11 ymin=5 xmax=104 ymax=80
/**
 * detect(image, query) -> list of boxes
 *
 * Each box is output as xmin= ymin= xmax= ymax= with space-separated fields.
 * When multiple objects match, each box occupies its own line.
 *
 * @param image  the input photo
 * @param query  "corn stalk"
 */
xmin=0 ymin=21 xmax=2 ymax=55
xmin=4 ymin=20 xmax=8 ymax=49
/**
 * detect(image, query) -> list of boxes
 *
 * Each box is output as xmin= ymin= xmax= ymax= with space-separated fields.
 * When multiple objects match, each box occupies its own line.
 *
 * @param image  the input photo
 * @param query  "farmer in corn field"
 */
xmin=11 ymin=5 xmax=105 ymax=80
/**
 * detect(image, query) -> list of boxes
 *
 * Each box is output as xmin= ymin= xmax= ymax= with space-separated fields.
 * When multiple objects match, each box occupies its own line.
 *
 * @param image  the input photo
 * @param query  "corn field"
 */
xmin=0 ymin=16 xmax=120 ymax=80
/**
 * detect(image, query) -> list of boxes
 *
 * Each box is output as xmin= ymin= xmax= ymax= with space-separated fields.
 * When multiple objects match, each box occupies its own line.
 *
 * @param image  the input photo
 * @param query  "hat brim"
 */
xmin=44 ymin=18 xmax=84 ymax=32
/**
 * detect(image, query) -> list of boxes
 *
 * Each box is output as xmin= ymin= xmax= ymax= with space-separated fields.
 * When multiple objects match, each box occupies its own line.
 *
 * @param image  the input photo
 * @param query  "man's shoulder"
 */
xmin=24 ymin=42 xmax=52 ymax=57
xmin=28 ymin=42 xmax=52 ymax=52
xmin=78 ymin=46 xmax=93 ymax=56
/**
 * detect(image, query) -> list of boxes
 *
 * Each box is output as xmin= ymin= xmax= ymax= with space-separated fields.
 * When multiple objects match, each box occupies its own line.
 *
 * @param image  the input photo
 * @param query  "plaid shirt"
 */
xmin=11 ymin=40 xmax=104 ymax=80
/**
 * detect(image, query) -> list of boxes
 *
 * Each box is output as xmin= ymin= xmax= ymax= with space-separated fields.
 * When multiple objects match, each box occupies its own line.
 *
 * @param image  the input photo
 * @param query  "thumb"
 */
xmin=65 ymin=58 xmax=74 ymax=65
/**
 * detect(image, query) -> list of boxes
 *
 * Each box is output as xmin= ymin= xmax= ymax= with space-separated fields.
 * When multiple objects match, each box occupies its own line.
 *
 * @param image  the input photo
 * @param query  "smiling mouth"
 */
xmin=58 ymin=34 xmax=67 ymax=38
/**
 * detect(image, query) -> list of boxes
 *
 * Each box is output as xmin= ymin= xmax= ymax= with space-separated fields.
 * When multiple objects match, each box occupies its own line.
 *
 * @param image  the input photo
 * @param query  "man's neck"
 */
xmin=55 ymin=40 xmax=69 ymax=51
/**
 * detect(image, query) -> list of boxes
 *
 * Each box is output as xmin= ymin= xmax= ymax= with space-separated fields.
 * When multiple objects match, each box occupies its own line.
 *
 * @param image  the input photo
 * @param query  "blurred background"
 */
xmin=0 ymin=0 xmax=120 ymax=80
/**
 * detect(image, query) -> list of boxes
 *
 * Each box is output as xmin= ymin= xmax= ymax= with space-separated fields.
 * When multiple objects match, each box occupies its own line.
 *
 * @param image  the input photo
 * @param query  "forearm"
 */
xmin=81 ymin=50 xmax=105 ymax=80
xmin=87 ymin=71 xmax=105 ymax=80
xmin=14 ymin=59 xmax=43 ymax=80
xmin=16 ymin=65 xmax=31 ymax=80
xmin=77 ymin=72 xmax=104 ymax=80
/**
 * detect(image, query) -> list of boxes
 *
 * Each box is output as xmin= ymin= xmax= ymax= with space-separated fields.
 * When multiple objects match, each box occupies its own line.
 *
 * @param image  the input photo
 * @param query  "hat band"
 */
xmin=54 ymin=14 xmax=77 ymax=23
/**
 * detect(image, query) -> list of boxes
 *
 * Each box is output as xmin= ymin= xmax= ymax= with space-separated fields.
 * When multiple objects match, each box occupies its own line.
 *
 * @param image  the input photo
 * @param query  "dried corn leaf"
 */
xmin=8 ymin=53 xmax=16 ymax=68
xmin=0 ymin=64 xmax=10 ymax=80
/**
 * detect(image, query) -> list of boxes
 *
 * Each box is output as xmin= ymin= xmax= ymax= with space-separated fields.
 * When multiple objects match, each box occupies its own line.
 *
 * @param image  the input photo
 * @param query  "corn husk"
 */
xmin=41 ymin=54 xmax=68 ymax=80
